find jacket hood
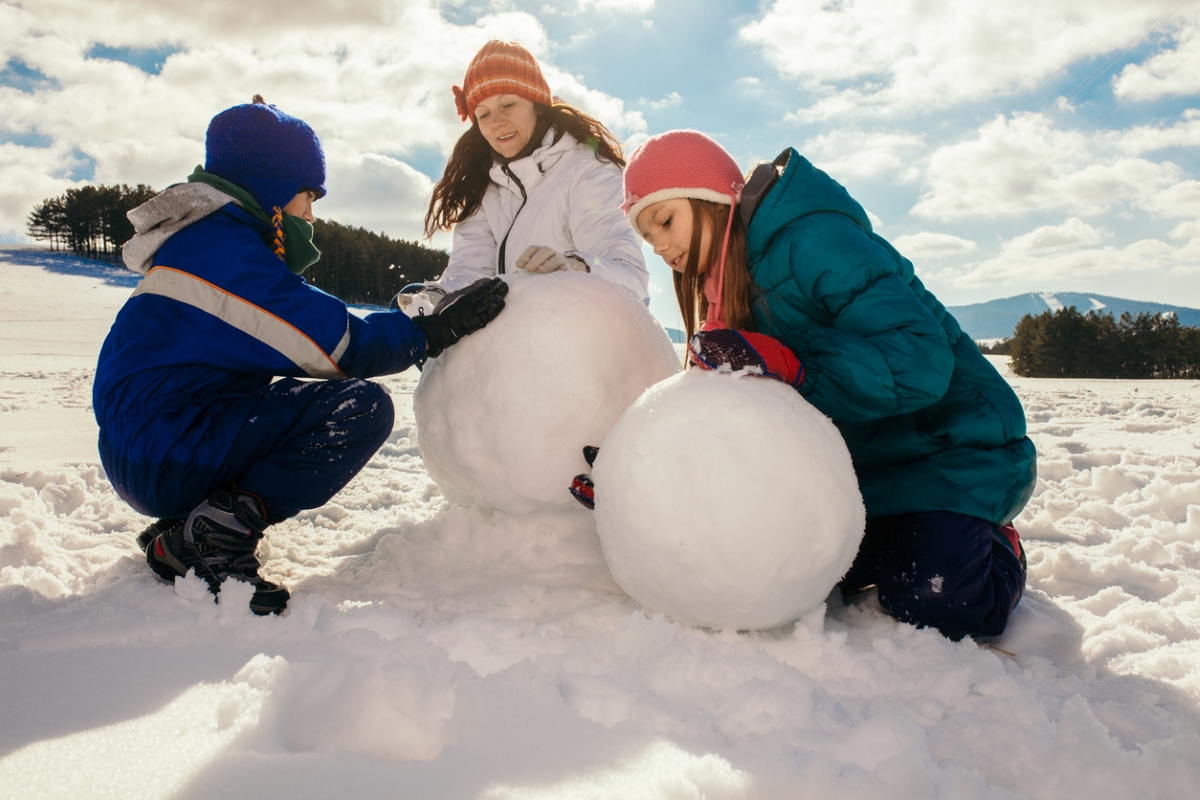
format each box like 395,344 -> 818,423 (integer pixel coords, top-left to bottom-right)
122,183 -> 241,274
745,148 -> 872,265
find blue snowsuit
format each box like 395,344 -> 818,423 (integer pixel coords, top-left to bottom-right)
746,150 -> 1036,637
94,199 -> 426,521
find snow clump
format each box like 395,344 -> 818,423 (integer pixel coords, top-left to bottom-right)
593,368 -> 866,630
414,271 -> 680,514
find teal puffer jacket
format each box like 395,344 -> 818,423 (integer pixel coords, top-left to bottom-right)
747,149 -> 1036,525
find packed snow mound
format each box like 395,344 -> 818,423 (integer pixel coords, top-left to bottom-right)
414,271 -> 680,514
594,369 -> 865,630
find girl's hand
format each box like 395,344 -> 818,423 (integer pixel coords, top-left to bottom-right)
688,329 -> 805,387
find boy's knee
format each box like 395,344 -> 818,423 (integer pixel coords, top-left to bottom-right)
341,379 -> 394,443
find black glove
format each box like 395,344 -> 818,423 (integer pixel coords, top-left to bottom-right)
412,277 -> 508,358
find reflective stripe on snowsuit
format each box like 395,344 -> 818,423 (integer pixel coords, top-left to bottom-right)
133,266 -> 351,379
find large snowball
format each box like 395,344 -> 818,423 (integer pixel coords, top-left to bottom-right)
414,271 -> 680,514
593,369 -> 865,630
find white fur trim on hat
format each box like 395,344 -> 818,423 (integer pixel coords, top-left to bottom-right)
626,187 -> 735,238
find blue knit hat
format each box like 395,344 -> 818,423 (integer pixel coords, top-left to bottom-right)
205,96 -> 326,213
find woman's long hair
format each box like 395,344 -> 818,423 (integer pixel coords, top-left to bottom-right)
424,103 -> 626,237
673,199 -> 755,341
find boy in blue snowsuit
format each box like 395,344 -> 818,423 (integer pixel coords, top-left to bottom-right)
95,98 -> 507,614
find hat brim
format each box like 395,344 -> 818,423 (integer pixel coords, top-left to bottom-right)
626,187 -> 734,238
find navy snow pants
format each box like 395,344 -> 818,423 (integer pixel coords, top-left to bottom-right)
103,378 -> 394,522
839,511 -> 1026,639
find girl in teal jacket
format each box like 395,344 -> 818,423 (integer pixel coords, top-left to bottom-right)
621,130 -> 1036,639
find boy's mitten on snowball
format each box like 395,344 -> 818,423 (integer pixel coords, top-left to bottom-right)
413,277 -> 508,358
689,329 -> 805,387
516,245 -> 588,274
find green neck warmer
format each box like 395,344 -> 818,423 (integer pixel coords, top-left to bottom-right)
187,166 -> 321,275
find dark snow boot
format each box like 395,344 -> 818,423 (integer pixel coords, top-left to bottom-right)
145,487 -> 290,615
995,523 -> 1027,577
136,518 -> 184,552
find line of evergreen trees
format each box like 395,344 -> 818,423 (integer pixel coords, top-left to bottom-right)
26,184 -> 449,305
27,184 -> 158,261
1004,306 -> 1200,379
307,218 -> 447,306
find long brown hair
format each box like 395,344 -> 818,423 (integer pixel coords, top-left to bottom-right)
673,199 -> 754,340
424,103 -> 626,237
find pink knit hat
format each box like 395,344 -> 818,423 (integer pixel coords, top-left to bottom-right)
622,130 -> 745,238
622,130 -> 745,329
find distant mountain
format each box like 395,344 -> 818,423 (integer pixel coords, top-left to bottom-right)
947,292 -> 1200,340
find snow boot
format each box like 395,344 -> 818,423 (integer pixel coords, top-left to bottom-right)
136,518 -> 183,552
994,523 -> 1027,577
145,487 -> 290,615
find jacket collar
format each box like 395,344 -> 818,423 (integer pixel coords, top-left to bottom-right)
745,147 -> 872,265
489,128 -> 577,193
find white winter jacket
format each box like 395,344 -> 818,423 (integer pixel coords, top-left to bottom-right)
433,129 -> 649,303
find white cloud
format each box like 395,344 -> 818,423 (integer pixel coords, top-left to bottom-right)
0,2 -> 642,242
1113,19 -> 1200,100
801,129 -> 924,179
950,236 -> 1198,287
912,113 -> 1183,220
639,91 -> 681,110
1139,179 -> 1200,220
578,0 -> 654,12
1109,114 -> 1200,155
891,232 -> 978,260
1169,219 -> 1200,240
740,0 -> 1193,119
318,145 -> 435,243
935,218 -> 1200,288
542,66 -> 647,139
1003,218 -> 1108,255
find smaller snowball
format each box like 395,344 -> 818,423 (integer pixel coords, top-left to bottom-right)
594,369 -> 865,630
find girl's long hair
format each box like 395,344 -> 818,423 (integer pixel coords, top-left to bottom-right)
673,198 -> 755,340
425,102 -> 626,237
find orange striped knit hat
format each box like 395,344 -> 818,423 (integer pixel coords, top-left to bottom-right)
453,40 -> 552,122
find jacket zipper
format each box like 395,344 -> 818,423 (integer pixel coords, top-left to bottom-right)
496,164 -> 529,274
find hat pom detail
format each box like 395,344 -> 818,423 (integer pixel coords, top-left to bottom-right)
452,85 -> 470,122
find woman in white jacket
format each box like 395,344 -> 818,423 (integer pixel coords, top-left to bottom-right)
406,40 -> 648,312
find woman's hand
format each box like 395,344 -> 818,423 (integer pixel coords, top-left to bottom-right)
688,329 -> 805,387
516,245 -> 589,274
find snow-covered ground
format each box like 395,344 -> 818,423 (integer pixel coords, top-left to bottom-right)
1,245 -> 1199,799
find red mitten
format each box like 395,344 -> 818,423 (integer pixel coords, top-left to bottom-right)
688,329 -> 805,387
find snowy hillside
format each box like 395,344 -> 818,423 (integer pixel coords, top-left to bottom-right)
947,292 -> 1200,339
2,246 -> 1200,799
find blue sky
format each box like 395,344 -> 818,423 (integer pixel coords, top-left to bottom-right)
3,0 -> 1200,329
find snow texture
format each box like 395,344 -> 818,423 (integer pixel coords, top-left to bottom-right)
3,248 -> 1200,799
594,369 -> 865,630
414,270 -> 680,514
